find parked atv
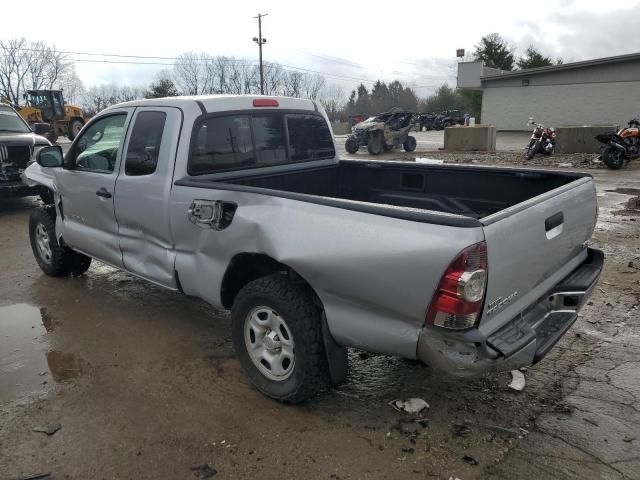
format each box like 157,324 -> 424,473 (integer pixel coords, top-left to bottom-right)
345,109 -> 418,155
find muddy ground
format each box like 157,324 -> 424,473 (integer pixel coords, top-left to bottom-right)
1,146 -> 639,480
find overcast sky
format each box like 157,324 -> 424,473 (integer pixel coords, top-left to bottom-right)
3,0 -> 640,97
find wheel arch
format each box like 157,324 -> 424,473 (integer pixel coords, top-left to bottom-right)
221,252 -> 347,384
220,252 -> 321,309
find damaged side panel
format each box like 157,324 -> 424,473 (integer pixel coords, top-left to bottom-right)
170,184 -> 484,358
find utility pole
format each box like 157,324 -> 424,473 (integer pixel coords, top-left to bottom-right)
253,13 -> 268,95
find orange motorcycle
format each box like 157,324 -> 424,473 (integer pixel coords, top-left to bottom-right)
595,118 -> 640,169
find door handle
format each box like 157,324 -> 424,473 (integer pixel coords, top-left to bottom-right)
96,188 -> 112,199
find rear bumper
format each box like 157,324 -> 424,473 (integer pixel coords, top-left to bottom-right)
416,248 -> 604,376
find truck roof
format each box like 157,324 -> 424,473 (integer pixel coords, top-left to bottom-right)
107,95 -> 320,115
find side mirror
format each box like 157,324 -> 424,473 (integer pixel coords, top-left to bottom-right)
37,145 -> 64,168
527,117 -> 535,126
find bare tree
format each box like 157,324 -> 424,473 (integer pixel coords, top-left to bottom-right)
0,38 -> 31,105
0,38 -> 70,105
57,66 -> 85,104
82,83 -> 145,114
318,84 -> 345,119
173,52 -> 211,95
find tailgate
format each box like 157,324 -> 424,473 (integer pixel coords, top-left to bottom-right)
479,176 -> 597,327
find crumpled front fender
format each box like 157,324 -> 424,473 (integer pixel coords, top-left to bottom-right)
22,162 -> 57,192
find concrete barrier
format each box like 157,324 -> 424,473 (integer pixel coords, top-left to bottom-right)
554,125 -> 615,153
331,122 -> 351,135
444,125 -> 496,151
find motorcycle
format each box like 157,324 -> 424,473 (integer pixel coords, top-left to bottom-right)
595,118 -> 640,170
525,118 -> 556,160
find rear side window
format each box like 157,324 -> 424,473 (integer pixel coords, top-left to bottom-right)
188,112 -> 334,175
125,111 -> 167,176
286,114 -> 335,162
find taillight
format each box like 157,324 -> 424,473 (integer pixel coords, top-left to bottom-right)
253,98 -> 279,107
425,241 -> 488,329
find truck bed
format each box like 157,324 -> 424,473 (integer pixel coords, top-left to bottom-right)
221,160 -> 586,220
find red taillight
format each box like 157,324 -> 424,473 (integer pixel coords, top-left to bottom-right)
253,98 -> 279,107
426,241 -> 488,329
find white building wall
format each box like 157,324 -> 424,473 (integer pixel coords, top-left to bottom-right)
481,81 -> 640,130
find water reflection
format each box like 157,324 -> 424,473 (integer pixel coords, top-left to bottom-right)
0,303 -> 81,405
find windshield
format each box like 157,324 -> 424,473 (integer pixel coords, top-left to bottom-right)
0,105 -> 31,133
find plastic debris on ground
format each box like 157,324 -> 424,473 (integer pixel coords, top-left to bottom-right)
31,423 -> 61,436
508,370 -> 526,391
389,398 -> 430,414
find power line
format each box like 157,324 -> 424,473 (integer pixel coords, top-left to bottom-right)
0,47 -> 443,87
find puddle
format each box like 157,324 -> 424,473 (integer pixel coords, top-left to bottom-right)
0,303 -> 81,405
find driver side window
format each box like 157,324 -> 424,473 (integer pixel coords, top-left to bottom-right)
70,114 -> 127,173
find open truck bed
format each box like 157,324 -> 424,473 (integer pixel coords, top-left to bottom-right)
215,159 -> 588,222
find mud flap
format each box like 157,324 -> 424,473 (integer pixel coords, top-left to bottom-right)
321,313 -> 348,385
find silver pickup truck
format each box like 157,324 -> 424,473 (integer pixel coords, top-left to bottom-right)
24,95 -> 603,403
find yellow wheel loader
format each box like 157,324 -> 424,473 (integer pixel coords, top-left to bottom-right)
17,90 -> 87,143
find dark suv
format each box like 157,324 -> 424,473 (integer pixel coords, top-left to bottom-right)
0,103 -> 51,201
433,110 -> 467,130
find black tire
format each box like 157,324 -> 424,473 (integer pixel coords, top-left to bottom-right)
367,133 -> 383,155
525,140 -> 539,160
345,136 -> 359,154
67,119 -> 84,141
443,122 -> 452,129
601,146 -> 625,170
231,274 -> 330,403
403,136 -> 417,152
29,206 -> 92,277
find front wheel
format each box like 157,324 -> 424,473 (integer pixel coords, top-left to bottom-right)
403,136 -> 417,152
29,206 -> 92,276
231,274 -> 331,403
525,140 -> 539,160
345,136 -> 359,154
601,146 -> 625,169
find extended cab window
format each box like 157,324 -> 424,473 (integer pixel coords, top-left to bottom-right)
125,111 -> 167,176
71,114 -> 126,173
189,112 -> 334,174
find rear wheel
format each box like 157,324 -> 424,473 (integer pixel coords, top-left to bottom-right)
403,136 -> 417,152
67,119 -> 84,141
345,136 -> 359,154
231,274 -> 330,403
367,133 -> 383,155
443,122 -> 452,129
601,146 -> 625,169
29,206 -> 92,277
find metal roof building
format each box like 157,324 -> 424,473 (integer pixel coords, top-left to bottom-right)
457,53 -> 640,130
